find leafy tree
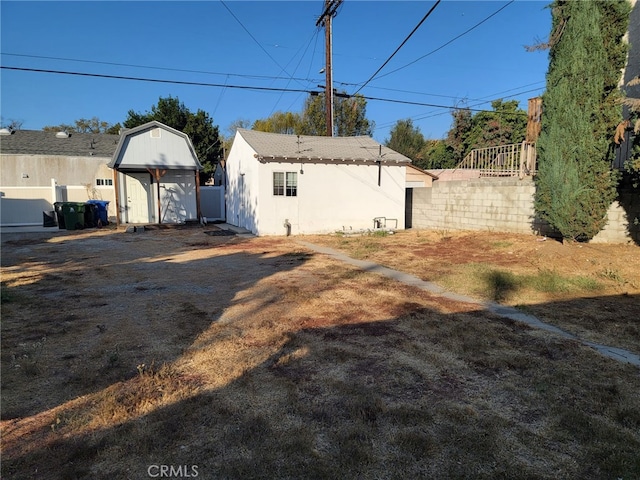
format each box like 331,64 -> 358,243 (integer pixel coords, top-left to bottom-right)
251,91 -> 374,137
534,0 -> 631,241
443,100 -> 527,166
445,107 -> 474,165
253,111 -> 301,134
43,117 -> 116,134
421,139 -> 457,169
385,119 -> 458,170
386,119 -> 426,164
124,96 -> 222,183
465,100 -> 527,149
299,91 -> 374,137
333,94 -> 374,137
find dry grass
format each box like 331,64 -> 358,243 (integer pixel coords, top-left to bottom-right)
306,229 -> 640,352
1,227 -> 639,479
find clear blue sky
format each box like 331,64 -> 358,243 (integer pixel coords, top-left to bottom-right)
1,1 -> 551,142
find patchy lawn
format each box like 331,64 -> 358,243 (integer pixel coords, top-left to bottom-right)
1,227 -> 639,479
304,229 -> 640,353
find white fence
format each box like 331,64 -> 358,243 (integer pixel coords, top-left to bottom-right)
0,179 -> 115,226
200,186 -> 225,222
455,142 -> 537,178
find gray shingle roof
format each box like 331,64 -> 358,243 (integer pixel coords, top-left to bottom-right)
0,130 -> 120,157
237,129 -> 411,164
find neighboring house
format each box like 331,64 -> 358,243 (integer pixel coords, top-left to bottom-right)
0,128 -> 120,226
405,165 -> 439,229
108,121 -> 203,225
406,164 -> 438,188
225,129 -> 411,236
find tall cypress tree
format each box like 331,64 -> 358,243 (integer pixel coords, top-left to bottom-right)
535,0 -> 631,241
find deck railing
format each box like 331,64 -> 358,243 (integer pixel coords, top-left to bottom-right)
455,141 -> 537,178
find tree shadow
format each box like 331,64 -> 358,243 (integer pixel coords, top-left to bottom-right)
0,226 -> 307,421
2,282 -> 640,478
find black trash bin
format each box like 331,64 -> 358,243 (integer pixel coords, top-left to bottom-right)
86,200 -> 110,226
53,202 -> 66,229
84,203 -> 98,228
43,210 -> 57,227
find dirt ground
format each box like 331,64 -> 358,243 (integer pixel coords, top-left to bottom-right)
1,225 -> 639,479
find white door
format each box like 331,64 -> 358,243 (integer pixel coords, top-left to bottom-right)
125,173 -> 152,223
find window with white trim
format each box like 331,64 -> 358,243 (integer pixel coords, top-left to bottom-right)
96,178 -> 113,186
273,171 -> 297,196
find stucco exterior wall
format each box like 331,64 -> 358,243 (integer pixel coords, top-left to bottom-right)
255,161 -> 406,236
2,154 -> 113,186
225,133 -> 406,236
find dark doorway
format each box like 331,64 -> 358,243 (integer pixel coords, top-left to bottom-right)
405,188 -> 413,229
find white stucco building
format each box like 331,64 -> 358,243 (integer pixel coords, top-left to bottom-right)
225,129 -> 411,236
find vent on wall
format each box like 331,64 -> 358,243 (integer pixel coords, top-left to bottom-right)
150,128 -> 161,138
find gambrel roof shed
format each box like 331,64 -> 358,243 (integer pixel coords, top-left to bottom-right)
108,121 -> 203,171
107,121 -> 203,226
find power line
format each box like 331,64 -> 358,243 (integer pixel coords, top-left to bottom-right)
0,66 -> 317,95
1,65 -> 532,117
352,0 -> 441,96
375,0 -> 515,81
0,52 -> 320,84
219,0 -> 309,89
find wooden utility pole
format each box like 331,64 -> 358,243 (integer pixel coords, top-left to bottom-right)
316,0 -> 342,137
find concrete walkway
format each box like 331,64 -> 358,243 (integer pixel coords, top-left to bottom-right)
297,241 -> 640,368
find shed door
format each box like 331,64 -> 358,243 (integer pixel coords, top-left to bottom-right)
125,173 -> 152,223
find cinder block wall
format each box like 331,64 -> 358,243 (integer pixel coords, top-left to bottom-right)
411,178 -> 639,244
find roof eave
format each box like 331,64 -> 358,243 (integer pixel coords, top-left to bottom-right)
256,155 -> 410,165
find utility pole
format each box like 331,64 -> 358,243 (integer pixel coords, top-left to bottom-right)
316,0 -> 342,137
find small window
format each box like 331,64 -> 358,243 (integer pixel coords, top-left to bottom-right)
96,179 -> 113,186
286,172 -> 297,197
273,172 -> 297,196
273,172 -> 284,196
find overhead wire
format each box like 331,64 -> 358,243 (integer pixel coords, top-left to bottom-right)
0,65 -> 533,117
0,52 -> 321,84
374,0 -> 515,81
219,0 -> 310,89
352,0 -> 441,96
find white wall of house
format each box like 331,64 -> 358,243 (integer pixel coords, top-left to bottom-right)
1,154 -> 116,226
1,154 -> 113,187
225,134 -> 260,233
226,134 -> 406,236
255,161 -> 406,235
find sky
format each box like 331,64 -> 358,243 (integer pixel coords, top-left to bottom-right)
1,1 -> 552,143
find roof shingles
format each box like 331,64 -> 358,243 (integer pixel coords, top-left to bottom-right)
237,129 -> 411,164
0,130 -> 120,157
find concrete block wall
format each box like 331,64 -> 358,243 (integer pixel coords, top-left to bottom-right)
411,178 -> 638,244
591,189 -> 640,244
412,178 -> 546,235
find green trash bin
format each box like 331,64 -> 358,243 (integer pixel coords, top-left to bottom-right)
61,202 -> 86,230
